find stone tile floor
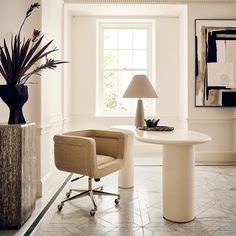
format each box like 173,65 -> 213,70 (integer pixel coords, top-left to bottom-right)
31,166 -> 236,236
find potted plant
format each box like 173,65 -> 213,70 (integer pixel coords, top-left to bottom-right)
0,2 -> 66,124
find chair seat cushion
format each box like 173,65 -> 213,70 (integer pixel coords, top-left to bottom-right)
96,155 -> 115,166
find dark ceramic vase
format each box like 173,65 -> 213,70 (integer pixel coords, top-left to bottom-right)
144,119 -> 160,128
0,85 -> 28,124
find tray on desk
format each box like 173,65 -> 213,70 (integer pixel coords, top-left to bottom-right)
138,126 -> 174,131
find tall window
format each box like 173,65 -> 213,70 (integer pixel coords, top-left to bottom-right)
97,20 -> 155,116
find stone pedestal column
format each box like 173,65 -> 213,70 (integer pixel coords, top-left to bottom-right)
0,123 -> 36,229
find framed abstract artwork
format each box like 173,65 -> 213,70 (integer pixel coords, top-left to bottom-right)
195,19 -> 236,107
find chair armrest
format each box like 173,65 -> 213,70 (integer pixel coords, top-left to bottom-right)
90,130 -> 127,159
53,135 -> 97,176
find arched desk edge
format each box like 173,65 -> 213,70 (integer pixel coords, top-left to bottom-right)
112,126 -> 211,223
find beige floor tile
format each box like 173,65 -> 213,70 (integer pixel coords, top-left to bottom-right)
33,166 -> 234,236
3,165 -> 236,236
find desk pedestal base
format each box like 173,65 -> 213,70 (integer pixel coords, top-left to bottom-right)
163,144 -> 195,223
118,131 -> 134,188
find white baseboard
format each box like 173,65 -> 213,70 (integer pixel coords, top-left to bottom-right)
135,149 -> 236,165
37,162 -> 57,198
37,172 -> 53,198
195,151 -> 236,163
37,162 -> 71,199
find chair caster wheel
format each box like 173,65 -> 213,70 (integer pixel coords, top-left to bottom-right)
115,198 -> 120,205
57,203 -> 63,211
90,209 -> 96,216
66,192 -> 71,198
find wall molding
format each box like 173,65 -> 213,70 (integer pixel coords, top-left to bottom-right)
36,118 -> 65,135
188,117 -> 236,124
37,165 -> 59,198
196,151 -> 236,163
37,173 -> 52,198
37,124 -> 51,135
50,115 -> 64,125
70,114 -> 185,121
65,0 -> 235,3
136,149 -> 236,164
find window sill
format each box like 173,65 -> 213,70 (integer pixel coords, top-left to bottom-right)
95,113 -> 135,118
94,113 -> 156,118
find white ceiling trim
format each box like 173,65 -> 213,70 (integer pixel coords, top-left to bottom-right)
65,0 -> 235,4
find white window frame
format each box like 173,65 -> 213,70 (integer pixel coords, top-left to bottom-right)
96,19 -> 156,117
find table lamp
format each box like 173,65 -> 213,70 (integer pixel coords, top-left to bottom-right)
123,74 -> 158,128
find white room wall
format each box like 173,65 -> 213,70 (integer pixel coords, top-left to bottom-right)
187,2 -> 236,162
62,3 -> 188,154
70,15 -> 182,153
65,2 -> 236,163
63,7 -> 73,131
39,0 -> 64,196
156,18 -> 182,125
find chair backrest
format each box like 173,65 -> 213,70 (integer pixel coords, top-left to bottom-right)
63,130 -> 126,158
53,130 -> 127,178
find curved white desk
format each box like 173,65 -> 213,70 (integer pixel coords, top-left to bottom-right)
112,125 -> 211,223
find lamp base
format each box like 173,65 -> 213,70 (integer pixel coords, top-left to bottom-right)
135,99 -> 145,128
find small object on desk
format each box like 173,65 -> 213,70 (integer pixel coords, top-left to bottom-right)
138,126 -> 174,131
144,118 -> 160,127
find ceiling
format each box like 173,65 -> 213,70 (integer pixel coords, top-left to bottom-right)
65,3 -> 187,17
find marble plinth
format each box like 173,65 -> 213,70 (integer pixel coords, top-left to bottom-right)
0,123 -> 36,229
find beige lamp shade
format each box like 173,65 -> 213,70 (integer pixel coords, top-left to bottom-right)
122,74 -> 158,128
123,74 -> 158,98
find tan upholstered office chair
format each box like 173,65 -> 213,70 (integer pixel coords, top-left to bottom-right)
54,130 -> 127,216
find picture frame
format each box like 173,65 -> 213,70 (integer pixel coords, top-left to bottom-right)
195,19 -> 236,107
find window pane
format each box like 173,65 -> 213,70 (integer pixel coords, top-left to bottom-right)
99,22 -> 153,115
118,71 -> 133,96
104,50 -> 117,69
133,29 -> 147,49
133,50 -> 147,69
118,29 -> 132,49
104,29 -> 117,49
119,50 -> 132,69
103,71 -> 118,111
117,71 -> 135,112
133,71 -> 148,76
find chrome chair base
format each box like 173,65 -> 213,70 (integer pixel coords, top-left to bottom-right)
57,177 -> 120,216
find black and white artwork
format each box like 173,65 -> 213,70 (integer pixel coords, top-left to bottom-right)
195,19 -> 236,107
